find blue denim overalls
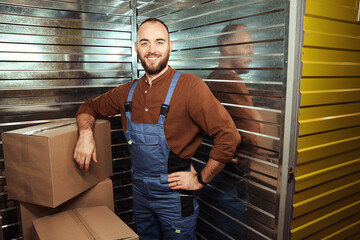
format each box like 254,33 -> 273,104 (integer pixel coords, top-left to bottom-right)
124,71 -> 199,239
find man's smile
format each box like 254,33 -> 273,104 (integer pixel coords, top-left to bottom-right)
146,55 -> 160,62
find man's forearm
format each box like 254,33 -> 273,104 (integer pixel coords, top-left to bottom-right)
200,158 -> 226,184
76,113 -> 96,134
74,113 -> 97,170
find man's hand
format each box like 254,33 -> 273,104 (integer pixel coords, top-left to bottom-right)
168,158 -> 226,191
73,129 -> 97,170
168,165 -> 203,191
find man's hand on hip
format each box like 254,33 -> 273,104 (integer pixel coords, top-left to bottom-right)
168,165 -> 203,191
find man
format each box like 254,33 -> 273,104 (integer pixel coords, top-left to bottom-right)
74,18 -> 240,239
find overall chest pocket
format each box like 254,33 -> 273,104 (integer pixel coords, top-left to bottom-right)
127,132 -> 162,174
128,132 -> 159,146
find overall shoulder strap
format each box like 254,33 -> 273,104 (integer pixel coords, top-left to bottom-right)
158,71 -> 182,124
125,79 -> 139,120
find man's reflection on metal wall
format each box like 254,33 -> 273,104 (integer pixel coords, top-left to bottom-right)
207,23 -> 261,161
203,24 -> 263,236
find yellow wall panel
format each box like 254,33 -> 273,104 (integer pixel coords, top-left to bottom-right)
301,78 -> 360,91
295,150 -> 360,178
297,126 -> 360,164
303,31 -> 360,50
298,102 -> 360,135
302,48 -> 360,62
306,0 -> 359,22
299,112 -> 360,135
291,200 -> 360,239
305,214 -> 360,240
298,126 -> 360,149
300,89 -> 360,106
304,16 -> 360,37
293,172 -> 360,205
296,160 -> 360,186
322,220 -> 360,240
298,102 -> 360,119
302,62 -> 360,77
308,0 -> 359,8
292,193 -> 360,229
346,231 -> 360,240
298,137 -> 360,163
292,0 -> 360,238
294,165 -> 360,192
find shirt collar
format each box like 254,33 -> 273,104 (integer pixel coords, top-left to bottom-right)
141,66 -> 173,86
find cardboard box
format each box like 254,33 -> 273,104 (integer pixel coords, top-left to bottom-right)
20,178 -> 114,240
2,119 -> 112,207
32,206 -> 138,240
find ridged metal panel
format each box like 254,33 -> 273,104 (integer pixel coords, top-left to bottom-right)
0,0 -> 133,239
137,0 -> 289,239
292,0 -> 360,239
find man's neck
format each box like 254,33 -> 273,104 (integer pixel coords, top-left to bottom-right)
145,65 -> 169,86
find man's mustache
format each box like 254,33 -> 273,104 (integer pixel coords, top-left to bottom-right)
145,53 -> 160,58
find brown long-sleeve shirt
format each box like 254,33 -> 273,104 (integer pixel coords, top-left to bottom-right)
77,66 -> 240,163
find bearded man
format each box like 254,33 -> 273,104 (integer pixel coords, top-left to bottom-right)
74,18 -> 240,240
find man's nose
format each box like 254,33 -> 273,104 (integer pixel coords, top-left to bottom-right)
148,43 -> 156,53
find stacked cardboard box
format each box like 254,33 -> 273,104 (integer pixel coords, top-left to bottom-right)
19,178 -> 114,240
32,206 -> 138,240
2,119 -> 113,207
2,119 -> 138,240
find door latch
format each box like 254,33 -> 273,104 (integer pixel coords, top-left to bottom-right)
288,168 -> 294,183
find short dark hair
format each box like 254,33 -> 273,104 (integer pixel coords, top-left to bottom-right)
138,18 -> 169,34
217,23 -> 247,45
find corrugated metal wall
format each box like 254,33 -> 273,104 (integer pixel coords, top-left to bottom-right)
291,0 -> 360,239
0,1 -> 133,239
137,0 -> 289,239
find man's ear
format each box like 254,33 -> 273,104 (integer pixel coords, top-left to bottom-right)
134,41 -> 138,54
169,40 -> 173,52
222,44 -> 231,56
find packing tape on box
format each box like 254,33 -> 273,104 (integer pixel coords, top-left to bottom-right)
70,209 -> 103,240
20,135 -> 33,203
23,120 -> 77,135
67,210 -> 95,239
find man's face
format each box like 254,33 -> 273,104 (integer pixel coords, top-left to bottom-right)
135,21 -> 172,75
225,27 -> 254,74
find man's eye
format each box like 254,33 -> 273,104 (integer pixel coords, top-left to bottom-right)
141,42 -> 148,46
157,41 -> 164,45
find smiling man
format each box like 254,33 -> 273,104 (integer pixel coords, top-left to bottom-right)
74,18 -> 240,239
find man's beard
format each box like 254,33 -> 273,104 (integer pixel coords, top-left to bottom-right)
235,59 -> 253,74
138,52 -> 170,75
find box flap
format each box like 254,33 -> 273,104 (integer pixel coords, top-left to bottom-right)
4,119 -> 77,137
32,206 -> 138,240
32,210 -> 94,240
76,206 -> 138,239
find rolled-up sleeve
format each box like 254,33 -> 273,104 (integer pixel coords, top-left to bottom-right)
188,77 -> 241,163
76,83 -> 129,119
